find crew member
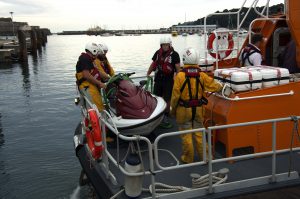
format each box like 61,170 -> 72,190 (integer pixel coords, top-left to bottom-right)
96,43 -> 115,80
239,33 -> 263,66
171,48 -> 223,163
75,42 -> 106,111
280,39 -> 300,73
147,35 -> 181,128
94,44 -> 114,82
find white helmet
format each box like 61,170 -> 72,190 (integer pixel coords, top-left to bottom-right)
99,43 -> 108,52
182,48 -> 199,65
160,35 -> 172,45
97,44 -> 104,55
85,42 -> 98,56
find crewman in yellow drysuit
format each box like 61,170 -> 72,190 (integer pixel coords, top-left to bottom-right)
94,43 -> 115,82
75,42 -> 106,111
170,48 -> 223,163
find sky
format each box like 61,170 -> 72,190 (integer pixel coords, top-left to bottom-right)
0,0 -> 283,33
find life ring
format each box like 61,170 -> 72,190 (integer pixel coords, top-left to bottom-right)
85,109 -> 103,160
207,30 -> 234,60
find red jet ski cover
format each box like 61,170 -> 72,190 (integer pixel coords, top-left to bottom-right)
116,80 -> 157,119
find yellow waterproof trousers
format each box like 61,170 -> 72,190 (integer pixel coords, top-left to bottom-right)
179,120 -> 205,164
79,83 -> 104,112
176,106 -> 206,163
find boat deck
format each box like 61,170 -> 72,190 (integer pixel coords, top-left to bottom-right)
75,116 -> 300,199
228,185 -> 300,199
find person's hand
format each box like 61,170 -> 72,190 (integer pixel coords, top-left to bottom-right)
98,81 -> 106,89
170,106 -> 176,117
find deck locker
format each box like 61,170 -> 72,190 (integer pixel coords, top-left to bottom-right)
244,66 -> 290,88
214,66 -> 290,92
214,67 -> 262,92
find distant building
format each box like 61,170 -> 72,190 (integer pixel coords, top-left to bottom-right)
0,20 -> 28,36
159,28 -> 169,33
172,25 -> 217,33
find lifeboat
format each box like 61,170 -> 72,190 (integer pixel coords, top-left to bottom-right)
73,1 -> 300,198
203,3 -> 300,157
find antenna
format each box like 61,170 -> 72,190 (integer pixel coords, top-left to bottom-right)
9,11 -> 15,37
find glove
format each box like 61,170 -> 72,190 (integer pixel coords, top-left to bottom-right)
170,106 -> 176,117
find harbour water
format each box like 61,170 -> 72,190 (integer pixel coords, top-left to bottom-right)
0,34 -> 244,199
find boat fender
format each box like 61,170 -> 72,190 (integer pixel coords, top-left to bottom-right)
207,31 -> 234,60
85,109 -> 103,160
124,153 -> 143,198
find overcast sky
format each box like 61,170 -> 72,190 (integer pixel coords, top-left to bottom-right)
0,0 -> 283,32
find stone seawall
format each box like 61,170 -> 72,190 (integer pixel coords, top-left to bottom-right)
0,18 -> 51,36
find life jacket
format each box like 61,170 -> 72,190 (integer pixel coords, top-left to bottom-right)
153,47 -> 174,75
98,55 -> 110,74
241,44 -> 261,66
76,53 -> 101,87
101,61 -> 110,75
90,67 -> 102,81
97,54 -> 115,77
179,66 -> 208,120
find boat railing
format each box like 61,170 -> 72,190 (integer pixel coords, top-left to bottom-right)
151,116 -> 300,198
78,90 -> 300,199
203,0 -> 276,69
218,90 -> 294,101
100,110 -> 155,177
78,92 -> 154,177
100,110 -> 161,197
153,128 -> 208,170
78,93 -> 159,197
216,83 -> 295,101
248,17 -> 285,44
206,116 -> 300,194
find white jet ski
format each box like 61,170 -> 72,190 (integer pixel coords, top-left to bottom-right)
103,73 -> 166,135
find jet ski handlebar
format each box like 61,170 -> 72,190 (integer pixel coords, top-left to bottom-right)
125,72 -> 136,77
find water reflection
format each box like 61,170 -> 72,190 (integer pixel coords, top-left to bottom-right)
0,113 -> 4,147
0,62 -> 16,71
20,62 -> 31,99
31,54 -> 39,75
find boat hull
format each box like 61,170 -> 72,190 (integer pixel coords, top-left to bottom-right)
74,124 -> 115,199
205,81 -> 300,157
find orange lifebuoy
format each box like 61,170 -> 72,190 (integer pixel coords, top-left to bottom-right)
85,109 -> 103,160
207,32 -> 234,60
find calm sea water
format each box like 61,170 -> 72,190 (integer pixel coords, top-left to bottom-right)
0,34 -> 244,199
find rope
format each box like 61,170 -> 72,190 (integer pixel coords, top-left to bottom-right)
135,135 -> 146,175
288,116 -> 300,176
109,188 -> 124,199
120,143 -> 132,163
192,171 -> 228,188
141,170 -> 228,195
192,175 -> 224,188
144,182 -> 190,194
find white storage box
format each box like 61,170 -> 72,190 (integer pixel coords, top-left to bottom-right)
244,66 -> 290,88
199,58 -> 214,72
214,68 -> 262,92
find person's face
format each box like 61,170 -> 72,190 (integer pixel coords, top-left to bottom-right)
255,40 -> 261,47
161,43 -> 170,52
87,51 -> 97,60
